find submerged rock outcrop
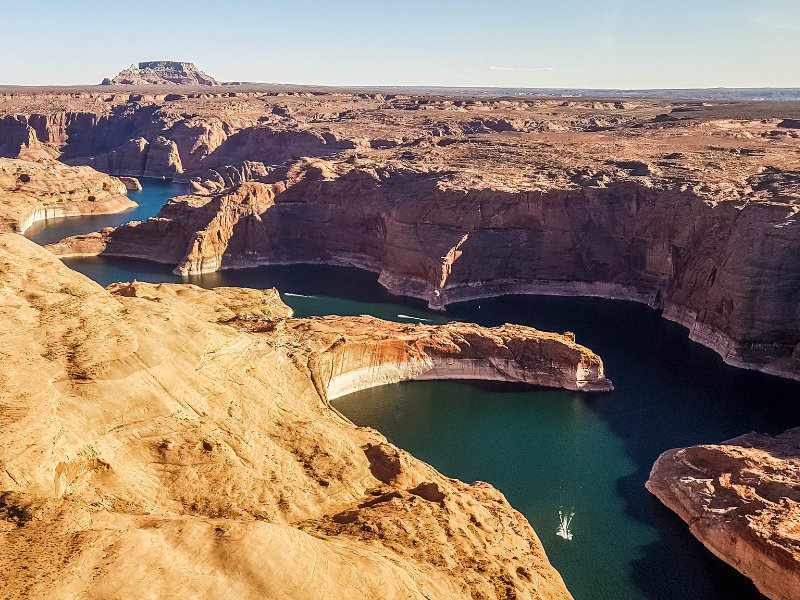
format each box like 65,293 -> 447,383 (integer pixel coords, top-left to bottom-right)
0,157 -> 135,233
0,233 -> 613,599
647,429 -> 800,600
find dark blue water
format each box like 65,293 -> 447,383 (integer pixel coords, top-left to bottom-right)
24,179 -> 185,246
27,181 -> 800,600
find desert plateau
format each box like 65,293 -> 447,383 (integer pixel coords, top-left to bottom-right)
1,3 -> 799,599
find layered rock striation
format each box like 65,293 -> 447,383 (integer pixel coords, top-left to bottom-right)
48,148 -> 800,380
102,61 -> 220,86
0,233 -> 615,599
234,314 -> 612,397
5,91 -> 800,378
647,429 -> 800,600
0,157 -> 135,234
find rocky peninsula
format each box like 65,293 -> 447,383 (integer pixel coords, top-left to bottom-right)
647,429 -> 800,600
3,86 -> 800,596
102,61 -> 220,86
48,141 -> 800,381
0,157 -> 135,234
0,232 -> 616,599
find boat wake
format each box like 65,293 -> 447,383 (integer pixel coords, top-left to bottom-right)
398,314 -> 432,321
283,292 -> 314,298
556,508 -> 574,541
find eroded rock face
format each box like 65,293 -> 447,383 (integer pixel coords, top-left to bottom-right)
102,61 -> 220,86
646,429 -> 800,600
232,314 -> 612,396
0,157 -> 135,233
118,176 -> 142,191
48,151 -> 800,380
0,233 -> 599,600
6,91 -> 800,378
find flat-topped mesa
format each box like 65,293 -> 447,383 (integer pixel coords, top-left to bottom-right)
102,61 -> 220,86
0,157 -> 135,234
646,429 -> 800,600
0,234 -> 578,600
232,315 -> 612,398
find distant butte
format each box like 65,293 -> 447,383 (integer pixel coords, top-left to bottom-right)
101,61 -> 219,86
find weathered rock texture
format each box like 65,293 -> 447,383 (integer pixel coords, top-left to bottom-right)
236,314 -> 612,396
4,90 -> 800,379
0,233 -> 614,599
647,429 -> 800,600
0,157 -> 135,233
118,176 -> 142,191
49,147 -> 800,381
102,61 -> 220,86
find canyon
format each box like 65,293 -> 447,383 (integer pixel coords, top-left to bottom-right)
647,429 -> 800,600
47,142 -> 800,381
0,232 -> 611,599
4,90 -> 797,379
2,85 -> 800,598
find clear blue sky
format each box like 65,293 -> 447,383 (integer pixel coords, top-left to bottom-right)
3,0 -> 799,88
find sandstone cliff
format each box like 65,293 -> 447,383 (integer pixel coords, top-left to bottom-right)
6,91 -> 800,379
48,150 -> 800,381
0,157 -> 135,234
646,429 -> 800,600
0,233 -> 614,599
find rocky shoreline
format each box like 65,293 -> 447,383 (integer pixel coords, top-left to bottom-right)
46,158 -> 800,381
0,232 -> 605,599
4,87 -> 800,598
647,429 -> 800,600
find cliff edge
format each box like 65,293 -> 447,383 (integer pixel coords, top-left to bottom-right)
0,157 -> 135,234
647,429 -> 800,600
0,233 -> 611,599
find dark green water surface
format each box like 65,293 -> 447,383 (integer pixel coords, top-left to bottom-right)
27,181 -> 800,600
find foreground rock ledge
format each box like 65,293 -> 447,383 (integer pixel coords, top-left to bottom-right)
0,157 -> 136,234
0,233 -> 610,599
646,429 -> 800,600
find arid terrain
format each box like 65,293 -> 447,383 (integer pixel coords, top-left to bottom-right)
647,429 -> 800,600
0,232 -> 608,599
2,87 -> 797,378
1,84 -> 799,599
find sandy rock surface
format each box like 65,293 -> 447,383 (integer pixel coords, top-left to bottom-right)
647,429 -> 800,600
6,90 -> 795,378
0,233 -> 600,600
0,158 -> 135,233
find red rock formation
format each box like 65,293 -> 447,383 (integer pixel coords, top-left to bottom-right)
0,158 -> 135,234
118,176 -> 142,191
647,429 -> 800,600
6,91 -> 799,379
233,314 -> 613,397
48,153 -> 800,380
0,235 -> 587,600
